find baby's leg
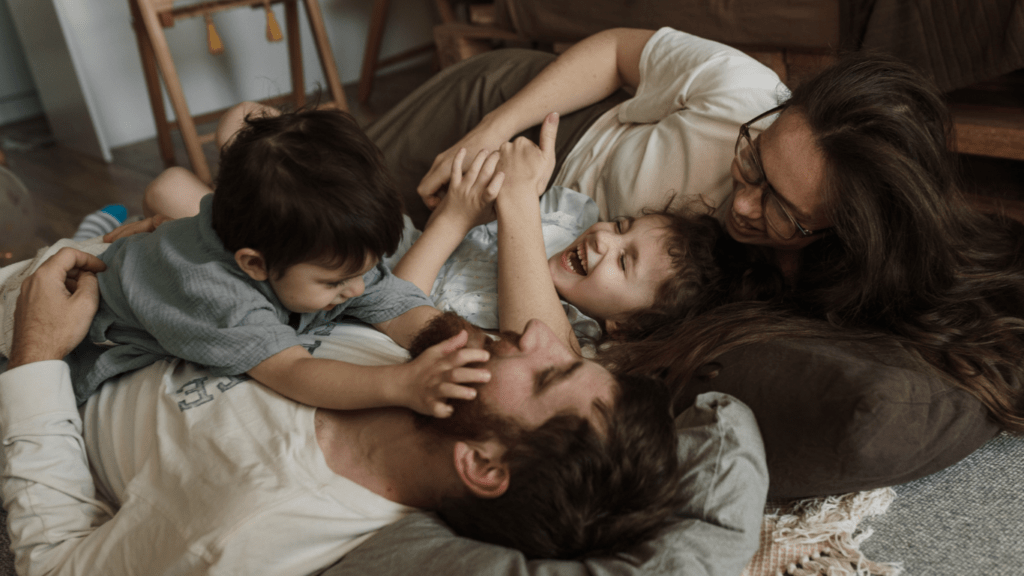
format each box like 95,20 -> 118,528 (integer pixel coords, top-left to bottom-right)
143,167 -> 212,219
216,101 -> 281,150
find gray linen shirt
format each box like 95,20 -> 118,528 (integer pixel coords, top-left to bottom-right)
69,194 -> 431,404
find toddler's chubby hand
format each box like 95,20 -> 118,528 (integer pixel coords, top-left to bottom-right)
494,112 -> 558,202
418,120 -> 509,210
103,214 -> 172,243
398,329 -> 490,418
429,148 -> 505,232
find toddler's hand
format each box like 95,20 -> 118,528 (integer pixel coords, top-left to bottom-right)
418,122 -> 509,210
103,214 -> 172,243
431,148 -> 505,231
494,112 -> 558,201
398,329 -> 490,418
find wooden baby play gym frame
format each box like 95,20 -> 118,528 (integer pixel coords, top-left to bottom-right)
127,0 -> 349,184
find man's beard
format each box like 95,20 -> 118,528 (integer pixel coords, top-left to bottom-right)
410,312 -> 522,445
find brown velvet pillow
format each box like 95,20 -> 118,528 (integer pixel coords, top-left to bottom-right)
675,338 -> 1001,499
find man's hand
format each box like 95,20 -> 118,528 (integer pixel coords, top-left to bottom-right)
9,248 -> 106,368
494,112 -> 559,203
417,118 -> 512,211
394,329 -> 490,418
427,148 -> 505,232
103,214 -> 171,243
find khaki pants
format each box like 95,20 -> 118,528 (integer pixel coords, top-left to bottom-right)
366,49 -> 629,229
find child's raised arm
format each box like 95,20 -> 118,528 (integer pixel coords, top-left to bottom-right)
391,149 -> 504,295
494,113 -> 583,355
247,331 -> 488,417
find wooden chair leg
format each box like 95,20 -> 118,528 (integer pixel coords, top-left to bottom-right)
285,0 -> 305,109
302,0 -> 349,112
434,0 -> 457,24
136,2 -> 212,182
358,0 -> 390,104
360,0 -> 458,104
129,1 -> 176,168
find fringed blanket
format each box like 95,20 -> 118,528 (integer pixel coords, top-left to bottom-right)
744,489 -> 901,576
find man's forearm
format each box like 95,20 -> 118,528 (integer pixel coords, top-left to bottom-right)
0,362 -> 117,575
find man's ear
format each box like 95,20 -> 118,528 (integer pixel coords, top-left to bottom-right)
235,248 -> 269,281
453,439 -> 510,499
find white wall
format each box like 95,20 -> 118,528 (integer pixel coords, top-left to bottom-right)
0,0 -> 42,125
23,0 -> 437,149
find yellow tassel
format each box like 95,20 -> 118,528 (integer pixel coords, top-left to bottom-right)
264,1 -> 283,42
205,13 -> 224,55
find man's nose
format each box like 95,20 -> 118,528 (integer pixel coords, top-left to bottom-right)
519,319 -> 566,357
519,319 -> 549,352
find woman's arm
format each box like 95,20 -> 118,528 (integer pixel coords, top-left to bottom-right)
494,114 -> 582,354
417,28 -> 655,205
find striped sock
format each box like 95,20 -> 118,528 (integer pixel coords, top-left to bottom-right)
73,204 -> 128,241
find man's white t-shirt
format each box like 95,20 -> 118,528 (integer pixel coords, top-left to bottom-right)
554,27 -> 786,220
1,324 -> 413,576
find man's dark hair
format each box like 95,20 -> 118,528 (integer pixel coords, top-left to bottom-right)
436,373 -> 684,560
212,107 -> 403,276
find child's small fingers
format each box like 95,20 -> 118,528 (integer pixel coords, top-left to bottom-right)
463,149 -> 489,185
440,383 -> 479,401
433,402 -> 455,418
477,150 -> 501,182
453,347 -> 490,365
450,149 -> 467,187
449,366 -> 490,385
432,329 -> 469,355
486,172 -> 505,200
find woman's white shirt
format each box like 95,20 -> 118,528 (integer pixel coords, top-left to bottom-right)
554,27 -> 786,220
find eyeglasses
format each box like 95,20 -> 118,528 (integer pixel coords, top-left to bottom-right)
735,105 -> 827,240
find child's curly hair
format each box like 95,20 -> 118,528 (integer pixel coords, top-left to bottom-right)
610,207 -> 783,341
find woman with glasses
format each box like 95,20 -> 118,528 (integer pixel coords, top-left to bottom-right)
694,51 -> 1024,435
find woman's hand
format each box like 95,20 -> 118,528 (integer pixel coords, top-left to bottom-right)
429,148 -> 505,232
417,118 -> 512,211
494,112 -> 559,205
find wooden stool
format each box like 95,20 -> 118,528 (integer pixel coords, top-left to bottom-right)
128,0 -> 349,183
357,0 -> 457,103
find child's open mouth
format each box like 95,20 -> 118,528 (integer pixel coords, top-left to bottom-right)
566,244 -> 588,276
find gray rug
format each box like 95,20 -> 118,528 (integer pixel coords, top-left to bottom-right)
861,432 -> 1024,574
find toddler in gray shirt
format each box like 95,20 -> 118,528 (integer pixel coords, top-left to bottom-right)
69,108 -> 486,413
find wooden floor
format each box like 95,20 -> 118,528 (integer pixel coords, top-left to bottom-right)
0,62 -> 435,266
2,59 -> 1024,268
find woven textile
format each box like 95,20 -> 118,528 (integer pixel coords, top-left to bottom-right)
861,433 -> 1024,574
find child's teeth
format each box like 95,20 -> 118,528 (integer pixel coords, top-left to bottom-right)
567,247 -> 586,275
